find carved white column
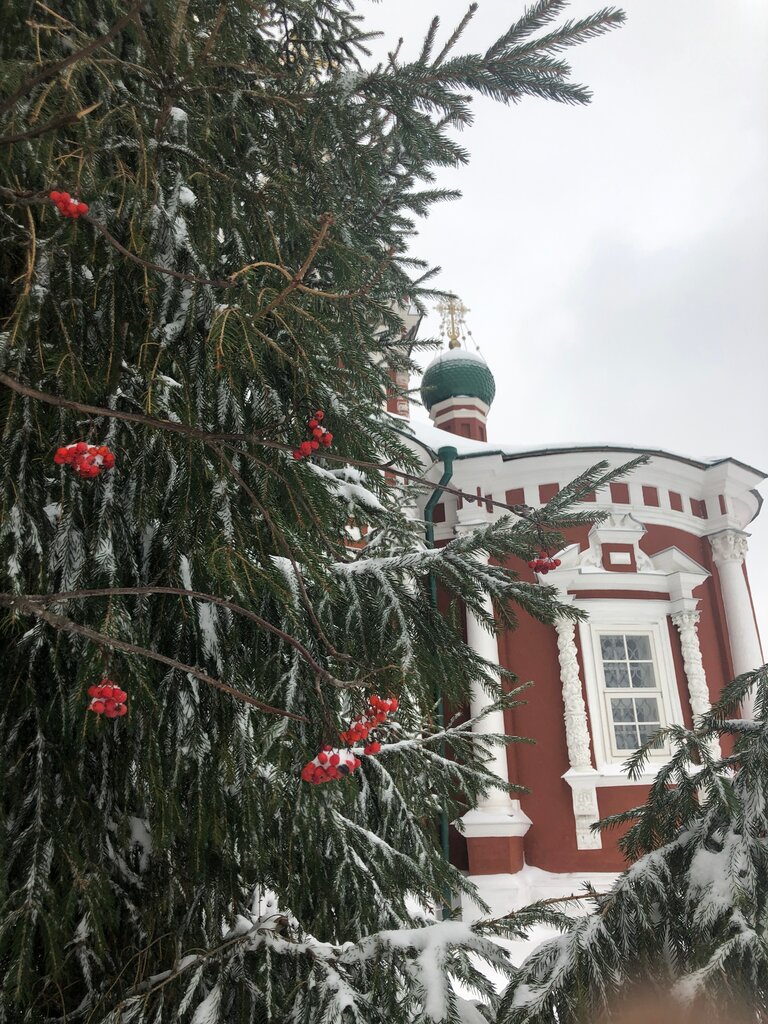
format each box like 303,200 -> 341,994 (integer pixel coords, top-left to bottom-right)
670,610 -> 721,757
710,531 -> 763,717
555,616 -> 601,850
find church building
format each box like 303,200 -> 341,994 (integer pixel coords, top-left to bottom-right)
391,300 -> 765,939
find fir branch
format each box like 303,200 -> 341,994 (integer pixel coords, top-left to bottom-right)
0,0 -> 143,117
0,593 -> 307,720
10,586 -> 343,688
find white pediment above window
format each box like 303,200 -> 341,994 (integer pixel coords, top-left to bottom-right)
544,522 -> 709,606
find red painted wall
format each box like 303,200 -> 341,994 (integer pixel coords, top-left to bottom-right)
487,520 -> 738,874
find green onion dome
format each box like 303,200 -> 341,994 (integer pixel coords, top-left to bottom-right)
420,348 -> 496,412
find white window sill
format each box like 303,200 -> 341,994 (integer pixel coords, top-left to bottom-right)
564,763 -> 702,789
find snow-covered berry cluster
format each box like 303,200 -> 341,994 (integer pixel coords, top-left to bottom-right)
49,190 -> 89,218
54,442 -> 115,479
301,695 -> 398,784
293,409 -> 333,460
301,746 -> 361,785
87,678 -> 128,718
528,552 -> 561,574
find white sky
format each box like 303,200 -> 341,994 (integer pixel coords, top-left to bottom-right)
361,0 -> 768,649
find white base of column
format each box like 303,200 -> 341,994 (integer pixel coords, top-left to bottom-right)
459,806 -> 532,838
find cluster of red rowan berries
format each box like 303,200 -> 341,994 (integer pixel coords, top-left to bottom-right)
49,190 -> 89,218
301,746 -> 361,785
301,694 -> 398,785
528,552 -> 561,574
87,679 -> 128,718
54,442 -> 115,479
293,410 -> 333,460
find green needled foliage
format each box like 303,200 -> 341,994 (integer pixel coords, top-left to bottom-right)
0,2 -> 625,1020
499,666 -> 768,1024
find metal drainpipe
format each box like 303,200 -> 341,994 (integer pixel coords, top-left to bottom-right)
423,445 -> 458,891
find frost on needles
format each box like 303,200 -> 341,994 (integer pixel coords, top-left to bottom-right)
0,1 -> 647,1022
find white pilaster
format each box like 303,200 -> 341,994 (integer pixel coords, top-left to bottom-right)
554,615 -> 601,850
709,530 -> 763,717
455,515 -> 530,833
670,609 -> 721,757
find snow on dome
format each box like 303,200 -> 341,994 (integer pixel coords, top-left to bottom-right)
423,347 -> 488,371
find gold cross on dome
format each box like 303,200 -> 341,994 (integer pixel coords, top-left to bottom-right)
437,295 -> 470,349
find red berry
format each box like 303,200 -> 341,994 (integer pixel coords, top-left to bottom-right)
323,433 -> 333,445
293,450 -> 302,460
112,688 -> 127,703
317,751 -> 328,764
90,700 -> 105,714
299,441 -> 313,456
312,427 -> 323,438
77,202 -> 89,215
49,191 -> 62,202
315,410 -> 324,421
330,753 -> 340,766
309,440 -> 319,451
553,558 -> 561,567
308,419 -> 319,429
389,698 -> 399,712
54,447 -> 70,464
87,685 -> 100,698
60,191 -> 71,203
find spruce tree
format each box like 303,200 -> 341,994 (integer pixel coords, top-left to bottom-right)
0,2 -> 625,1020
500,666 -> 768,1024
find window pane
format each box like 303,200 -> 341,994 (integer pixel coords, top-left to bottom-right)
626,635 -> 652,660
610,698 -> 635,723
633,697 -> 660,722
614,724 -> 639,750
604,663 -> 630,688
630,662 -> 656,688
600,635 -> 626,660
638,724 -> 665,748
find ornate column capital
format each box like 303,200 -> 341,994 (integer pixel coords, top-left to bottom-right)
670,608 -> 701,632
709,530 -> 749,566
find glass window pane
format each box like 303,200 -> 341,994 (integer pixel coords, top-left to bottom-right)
633,697 -> 660,722
604,663 -> 630,688
610,698 -> 635,723
600,635 -> 626,660
630,662 -> 656,688
638,724 -> 664,748
626,635 -> 652,660
614,724 -> 639,750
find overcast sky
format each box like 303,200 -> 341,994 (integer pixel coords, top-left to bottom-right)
361,0 -> 768,647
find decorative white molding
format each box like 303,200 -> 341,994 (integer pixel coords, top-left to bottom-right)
554,617 -> 593,769
670,610 -> 709,720
459,807 -> 532,839
671,609 -> 721,757
709,529 -> 749,565
554,616 -> 601,849
579,513 -> 654,572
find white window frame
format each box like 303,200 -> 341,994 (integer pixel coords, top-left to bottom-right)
577,601 -> 684,777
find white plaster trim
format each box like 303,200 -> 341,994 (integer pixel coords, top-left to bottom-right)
554,616 -> 601,849
429,395 -> 490,420
434,407 -> 487,426
459,807 -> 532,839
